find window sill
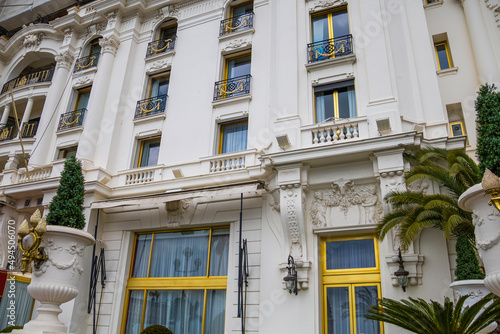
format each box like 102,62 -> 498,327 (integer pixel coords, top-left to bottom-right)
218,28 -> 255,42
212,94 -> 252,107
133,113 -> 166,125
437,67 -> 458,77
423,0 -> 443,9
144,50 -> 176,63
72,66 -> 98,78
305,54 -> 356,71
56,126 -> 84,135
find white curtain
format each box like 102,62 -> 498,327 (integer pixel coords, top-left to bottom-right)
325,239 -> 375,270
315,94 -> 327,123
132,234 -> 152,277
326,286 -> 350,334
209,229 -> 229,276
221,122 -> 247,154
347,87 -> 357,118
124,290 -> 144,334
0,280 -> 33,328
204,290 -> 226,334
355,286 -> 380,334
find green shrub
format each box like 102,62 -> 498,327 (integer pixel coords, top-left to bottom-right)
455,234 -> 484,280
140,325 -> 173,334
46,155 -> 86,229
0,326 -> 23,333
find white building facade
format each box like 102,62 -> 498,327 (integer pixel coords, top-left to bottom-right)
0,0 -> 499,333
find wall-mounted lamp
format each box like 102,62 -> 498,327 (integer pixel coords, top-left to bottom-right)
394,248 -> 409,292
482,169 -> 500,212
283,254 -> 298,295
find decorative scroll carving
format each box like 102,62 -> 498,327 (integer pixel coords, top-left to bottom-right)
62,27 -> 74,45
222,38 -> 251,53
146,59 -> 171,74
309,0 -> 347,12
106,10 -> 120,29
73,76 -> 93,89
55,51 -> 75,71
34,239 -> 85,277
99,35 -> 120,56
280,183 -> 305,259
86,22 -> 106,37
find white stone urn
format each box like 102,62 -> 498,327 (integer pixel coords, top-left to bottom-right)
449,279 -> 497,333
18,225 -> 95,334
459,183 -> 500,297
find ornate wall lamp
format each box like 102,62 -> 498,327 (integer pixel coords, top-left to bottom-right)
283,254 -> 298,295
482,169 -> 500,212
17,209 -> 47,273
394,248 -> 409,292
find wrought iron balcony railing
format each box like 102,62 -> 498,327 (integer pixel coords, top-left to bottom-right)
213,74 -> 251,101
307,34 -> 353,63
74,53 -> 100,73
219,12 -> 254,36
146,37 -> 176,57
135,95 -> 167,119
1,68 -> 54,94
21,120 -> 39,138
0,125 -> 17,141
58,108 -> 86,131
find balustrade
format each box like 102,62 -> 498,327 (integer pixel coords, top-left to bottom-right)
146,37 -> 176,57
213,74 -> 251,100
307,34 -> 353,63
74,53 -> 100,73
135,95 -> 167,119
219,12 -> 254,36
1,68 -> 54,94
210,155 -> 245,172
310,120 -> 362,145
58,109 -> 86,131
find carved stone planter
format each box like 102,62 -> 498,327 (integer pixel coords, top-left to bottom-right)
449,279 -> 497,333
18,225 -> 95,334
459,183 -> 500,297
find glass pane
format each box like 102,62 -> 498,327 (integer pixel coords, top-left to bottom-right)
355,286 -> 380,334
152,77 -> 169,97
140,140 -> 160,167
144,290 -> 204,334
149,230 -> 209,277
326,286 -> 350,334
233,3 -> 253,16
160,26 -> 177,40
436,44 -> 450,69
132,234 -> 152,277
338,86 -> 356,119
332,10 -> 349,38
124,290 -> 144,334
312,14 -> 329,43
315,91 -> 334,122
205,290 -> 226,334
209,228 -> 230,276
76,90 -> 90,110
227,56 -> 251,79
326,239 -> 376,270
221,121 -> 248,153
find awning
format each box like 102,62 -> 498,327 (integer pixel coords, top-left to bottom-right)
91,181 -> 264,209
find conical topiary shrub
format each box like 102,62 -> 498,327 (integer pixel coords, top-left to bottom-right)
455,234 -> 484,281
46,155 -> 86,229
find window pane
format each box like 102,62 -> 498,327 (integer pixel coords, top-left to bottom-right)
160,26 -> 177,40
132,234 -> 152,277
315,91 -> 334,122
326,239 -> 376,270
140,140 -> 160,167
221,121 -> 248,153
124,290 -> 144,334
338,86 -> 356,119
144,290 -> 204,334
150,230 -> 209,277
227,56 -> 251,78
332,10 -> 349,38
233,3 -> 253,16
152,77 -> 169,97
326,286 -> 350,334
76,90 -> 90,110
205,290 -> 226,334
436,44 -> 450,69
355,286 -> 380,334
209,228 -> 230,276
312,14 -> 329,42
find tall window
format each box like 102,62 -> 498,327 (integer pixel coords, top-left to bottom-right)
315,80 -> 356,122
123,228 -> 229,334
219,119 -> 248,154
226,55 -> 251,81
310,7 -> 350,61
137,137 -> 161,167
88,38 -> 101,57
214,54 -> 252,100
435,42 -> 453,70
75,87 -> 91,111
146,22 -> 177,57
321,236 -> 383,334
149,75 -> 169,98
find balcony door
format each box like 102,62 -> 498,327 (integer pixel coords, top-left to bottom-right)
226,55 -> 251,80
312,9 -> 349,43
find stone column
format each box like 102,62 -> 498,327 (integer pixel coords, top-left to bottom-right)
1,104 -> 11,125
29,52 -> 74,166
77,35 -> 120,166
459,0 -> 500,86
18,97 -> 34,138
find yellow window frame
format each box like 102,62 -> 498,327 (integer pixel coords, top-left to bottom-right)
435,42 -> 453,70
311,6 -> 349,40
218,119 -> 248,154
449,121 -> 465,137
136,137 -> 161,168
121,227 -> 229,334
74,87 -> 91,110
223,53 -> 251,81
58,146 -> 78,159
229,0 -> 253,18
314,83 -> 356,123
148,73 -> 170,98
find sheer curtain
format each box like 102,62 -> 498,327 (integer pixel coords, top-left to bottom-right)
209,229 -> 229,276
0,280 -> 33,328
205,290 -> 226,334
132,234 -> 152,277
347,87 -> 357,118
315,94 -> 326,123
326,286 -> 350,334
326,239 -> 375,270
221,122 -> 248,154
125,290 -> 144,334
355,286 -> 380,334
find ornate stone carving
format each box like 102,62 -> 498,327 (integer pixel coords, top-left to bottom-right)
106,10 -> 120,29
309,0 -> 347,12
73,76 -> 93,89
99,35 -> 120,56
23,33 -> 44,50
34,239 -> 85,277
222,39 -> 251,53
62,27 -> 74,45
166,199 -> 191,224
279,183 -> 306,259
146,59 -> 171,74
86,22 -> 106,37
55,52 -> 75,71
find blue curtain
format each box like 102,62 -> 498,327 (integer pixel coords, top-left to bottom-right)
326,286 -> 350,334
0,280 -> 33,328
221,122 -> 247,154
355,286 -> 380,334
124,290 -> 144,334
326,239 -> 376,270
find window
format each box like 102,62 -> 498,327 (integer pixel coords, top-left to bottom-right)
147,21 -> 177,57
450,122 -> 465,137
123,228 -> 229,334
136,74 -> 169,119
88,38 -> 101,56
0,274 -> 34,328
435,42 -> 453,70
58,146 -> 78,159
221,1 -> 254,35
226,55 -> 251,81
75,87 -> 91,111
321,236 -> 383,334
137,137 -> 161,167
446,103 -> 466,138
309,7 -> 351,62
149,75 -> 170,98
214,54 -> 252,100
315,80 -> 356,122
219,119 -> 248,154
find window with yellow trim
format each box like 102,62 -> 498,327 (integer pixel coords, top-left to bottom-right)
310,7 -> 350,62
75,87 -> 91,111
449,121 -> 465,137
0,273 -> 34,328
137,137 -> 161,168
321,236 -> 383,334
315,80 -> 356,123
123,228 -> 229,334
58,145 -> 78,159
435,42 -> 453,70
148,73 -> 170,99
218,119 -> 248,154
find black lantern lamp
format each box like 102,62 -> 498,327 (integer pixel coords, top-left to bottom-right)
394,247 -> 409,292
284,254 -> 298,295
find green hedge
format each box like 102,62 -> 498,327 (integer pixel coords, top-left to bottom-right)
476,84 -> 500,178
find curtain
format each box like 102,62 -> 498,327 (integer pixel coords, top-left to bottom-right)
209,229 -> 230,276
326,286 -> 350,334
355,286 -> 380,334
347,86 -> 357,118
125,290 -> 144,334
326,239 -> 375,270
315,94 -> 326,123
76,91 -> 90,110
132,234 -> 152,277
221,122 -> 247,154
0,280 -> 33,328
149,231 -> 209,277
204,290 -> 226,334
312,14 -> 329,43
332,10 -> 349,38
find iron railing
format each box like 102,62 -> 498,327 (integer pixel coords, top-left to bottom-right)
21,120 -> 39,138
0,125 -> 16,141
1,68 -> 54,94
213,74 -> 251,101
58,108 -> 86,131
219,12 -> 254,36
74,53 -> 100,73
307,34 -> 353,63
146,37 -> 176,57
135,95 -> 167,119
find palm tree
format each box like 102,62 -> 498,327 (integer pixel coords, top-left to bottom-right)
376,147 -> 480,250
365,293 -> 500,334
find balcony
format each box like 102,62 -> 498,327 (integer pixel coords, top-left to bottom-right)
213,74 -> 251,101
307,34 -> 353,63
74,53 -> 100,73
303,117 -> 368,146
219,13 -> 254,36
135,95 -> 167,119
21,120 -> 39,138
1,68 -> 54,94
58,109 -> 86,131
146,37 -> 176,58
0,125 -> 16,141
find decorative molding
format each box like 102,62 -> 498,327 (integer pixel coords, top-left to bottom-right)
146,59 -> 171,74
86,22 -> 106,37
308,0 -> 347,12
99,35 -> 120,56
165,199 -> 191,225
55,51 -> 75,71
72,75 -> 94,89
22,33 -> 44,51
221,38 -> 252,53
484,0 -> 500,28
62,27 -> 74,45
106,9 -> 121,30
34,239 -> 85,277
